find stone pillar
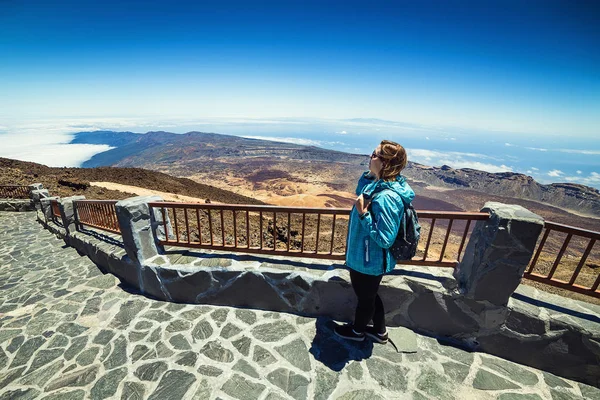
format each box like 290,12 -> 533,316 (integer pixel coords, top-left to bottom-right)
40,196 -> 60,221
115,196 -> 169,265
30,189 -> 50,211
28,183 -> 43,199
58,196 -> 86,235
31,189 -> 49,202
454,202 -> 544,306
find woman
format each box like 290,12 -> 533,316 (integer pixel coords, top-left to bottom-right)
334,140 -> 415,343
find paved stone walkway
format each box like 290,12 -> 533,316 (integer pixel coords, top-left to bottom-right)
1,211 -> 599,400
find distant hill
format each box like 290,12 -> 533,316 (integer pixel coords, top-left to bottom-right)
407,163 -> 600,217
74,131 -> 364,168
71,130 -> 600,217
70,130 -> 140,147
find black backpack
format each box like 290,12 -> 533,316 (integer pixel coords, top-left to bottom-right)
370,190 -> 421,261
390,200 -> 421,261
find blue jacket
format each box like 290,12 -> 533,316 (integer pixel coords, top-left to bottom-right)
345,172 -> 415,276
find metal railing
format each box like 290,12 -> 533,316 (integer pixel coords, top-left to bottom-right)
524,220 -> 600,299
0,185 -> 30,199
404,211 -> 489,267
149,202 -> 351,260
148,202 -> 489,267
73,200 -> 121,234
48,196 -> 600,299
50,199 -> 61,220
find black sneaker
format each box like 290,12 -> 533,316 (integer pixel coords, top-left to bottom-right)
334,324 -> 365,342
365,326 -> 388,344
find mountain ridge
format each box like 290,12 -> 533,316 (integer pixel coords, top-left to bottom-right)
70,130 -> 600,217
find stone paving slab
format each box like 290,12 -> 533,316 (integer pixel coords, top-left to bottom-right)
1,211 -> 600,400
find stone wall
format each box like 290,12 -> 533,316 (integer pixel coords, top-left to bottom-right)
0,183 -> 42,211
0,199 -> 35,212
27,192 -> 600,388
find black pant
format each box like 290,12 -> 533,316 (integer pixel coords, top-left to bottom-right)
350,269 -> 385,333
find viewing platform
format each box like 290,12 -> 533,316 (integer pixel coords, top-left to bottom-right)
1,211 -> 599,399
1,184 -> 599,399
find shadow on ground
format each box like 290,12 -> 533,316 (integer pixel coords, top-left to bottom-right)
309,317 -> 374,372
512,292 -> 600,324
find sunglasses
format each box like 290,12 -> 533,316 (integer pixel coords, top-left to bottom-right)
370,151 -> 381,159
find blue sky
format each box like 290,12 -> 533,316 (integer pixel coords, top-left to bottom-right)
1,1 -> 599,188
1,0 -> 599,136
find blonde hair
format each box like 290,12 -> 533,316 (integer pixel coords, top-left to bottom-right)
378,140 -> 408,181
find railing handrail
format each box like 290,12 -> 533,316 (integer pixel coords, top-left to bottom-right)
73,200 -> 119,204
543,220 -> 600,240
525,218 -> 600,299
148,201 -> 490,220
148,202 -> 351,214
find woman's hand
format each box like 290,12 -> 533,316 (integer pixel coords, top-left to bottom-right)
355,194 -> 371,215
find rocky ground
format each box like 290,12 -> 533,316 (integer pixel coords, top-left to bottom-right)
1,211 -> 599,399
0,158 -> 264,205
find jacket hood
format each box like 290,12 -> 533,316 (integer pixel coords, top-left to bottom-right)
362,175 -> 415,204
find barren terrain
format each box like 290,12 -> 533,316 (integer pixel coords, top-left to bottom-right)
2,154 -> 598,304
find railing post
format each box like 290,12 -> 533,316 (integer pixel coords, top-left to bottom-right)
58,195 -> 86,235
40,196 -> 60,222
454,201 -> 544,306
115,196 -> 168,264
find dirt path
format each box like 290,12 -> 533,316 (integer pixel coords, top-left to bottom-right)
90,182 -> 214,203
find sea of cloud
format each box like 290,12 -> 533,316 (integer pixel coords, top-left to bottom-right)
406,149 -> 513,173
241,135 -> 345,148
0,116 -> 197,167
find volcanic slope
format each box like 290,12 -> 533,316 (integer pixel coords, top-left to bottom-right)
76,130 -> 370,208
0,157 -> 264,204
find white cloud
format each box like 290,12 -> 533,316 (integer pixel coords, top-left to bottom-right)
336,130 -> 348,135
527,147 -> 548,152
505,143 -> 514,147
527,170 -> 532,174
447,161 -> 513,173
3,144 -> 115,167
558,149 -> 600,155
577,170 -> 582,174
425,137 -> 430,140
563,172 -> 600,186
409,149 -> 500,160
526,147 -> 600,155
407,149 -> 513,173
531,167 -> 539,171
548,170 -> 564,177
0,118 -> 132,166
241,135 -> 344,147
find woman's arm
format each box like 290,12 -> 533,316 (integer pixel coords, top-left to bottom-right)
358,193 -> 403,249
